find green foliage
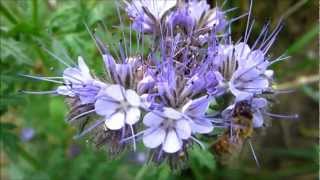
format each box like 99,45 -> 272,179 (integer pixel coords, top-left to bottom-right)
0,122 -> 19,158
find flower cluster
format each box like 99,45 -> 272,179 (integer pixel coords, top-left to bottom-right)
24,0 -> 297,168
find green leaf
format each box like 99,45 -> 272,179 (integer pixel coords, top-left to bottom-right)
189,146 -> 216,171
286,24 -> 319,54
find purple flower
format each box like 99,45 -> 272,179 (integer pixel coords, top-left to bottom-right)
95,84 -> 141,130
22,0 -> 293,168
20,128 -> 35,142
57,56 -> 107,104
215,42 -> 273,101
137,68 -> 156,94
142,96 -> 212,153
168,0 -> 227,33
181,71 -> 224,98
142,107 -> 191,153
124,0 -> 177,33
182,96 -> 214,133
103,54 -> 141,89
203,7 -> 227,31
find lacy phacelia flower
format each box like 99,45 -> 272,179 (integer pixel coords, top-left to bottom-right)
57,56 -> 106,104
95,84 -> 141,130
103,54 -> 141,89
142,108 -> 191,153
124,0 -> 177,33
182,96 -> 213,133
23,0 -> 298,170
215,42 -> 273,101
143,96 -> 213,154
168,0 -> 227,33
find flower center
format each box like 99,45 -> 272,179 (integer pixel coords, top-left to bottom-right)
162,118 -> 176,129
119,101 -> 130,110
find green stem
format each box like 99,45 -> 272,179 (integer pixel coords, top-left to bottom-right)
17,145 -> 41,170
0,1 -> 18,24
32,0 -> 38,26
135,164 -> 149,180
286,24 -> 319,54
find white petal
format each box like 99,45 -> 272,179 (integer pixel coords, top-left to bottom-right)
143,112 -> 164,127
246,50 -> 264,67
253,111 -> 264,128
265,70 -> 274,78
182,96 -> 210,116
105,112 -> 125,130
175,119 -> 191,139
77,56 -> 90,77
126,89 -> 141,106
140,94 -> 152,109
105,84 -> 125,101
63,68 -> 82,84
162,130 -> 182,153
92,80 -> 109,89
229,80 -> 252,101
163,107 -> 182,120
125,107 -> 141,125
245,78 -> 269,91
56,86 -> 75,97
102,54 -> 116,72
221,105 -> 234,118
142,128 -> 165,148
190,119 -> 213,134
94,98 -> 119,116
219,44 -> 233,56
252,98 -> 267,108
235,42 -> 251,60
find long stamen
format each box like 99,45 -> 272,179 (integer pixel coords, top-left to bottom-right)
19,74 -> 65,84
248,139 -> 261,169
129,125 -> 137,151
223,7 -> 238,14
221,0 -> 229,8
68,109 -> 95,123
190,136 -> 205,149
259,20 -> 283,50
228,13 -> 248,26
244,0 -> 253,42
263,111 -> 299,119
120,130 -> 146,143
251,22 -> 270,50
99,20 -> 122,60
20,90 -> 57,95
41,46 -> 71,67
73,119 -> 105,139
245,19 -> 255,44
269,55 -> 290,65
84,22 -> 108,56
116,2 -> 128,59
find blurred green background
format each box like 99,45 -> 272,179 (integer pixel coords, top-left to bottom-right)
0,0 -> 318,179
